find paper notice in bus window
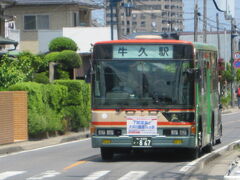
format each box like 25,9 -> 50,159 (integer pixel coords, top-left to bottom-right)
113,45 -> 173,59
127,116 -> 158,135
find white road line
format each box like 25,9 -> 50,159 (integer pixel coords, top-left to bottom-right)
83,170 -> 110,180
118,171 -> 148,180
27,170 -> 60,180
0,138 -> 90,159
222,112 -> 240,116
0,171 -> 26,180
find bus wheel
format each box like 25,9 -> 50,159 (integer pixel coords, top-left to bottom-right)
205,136 -> 213,153
101,148 -> 113,160
216,138 -> 222,144
190,147 -> 200,160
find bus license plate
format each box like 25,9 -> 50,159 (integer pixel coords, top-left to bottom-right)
132,137 -> 152,147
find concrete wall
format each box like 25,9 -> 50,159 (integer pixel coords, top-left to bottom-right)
0,91 -> 28,145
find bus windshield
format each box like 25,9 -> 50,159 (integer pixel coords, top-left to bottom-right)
93,60 -> 194,109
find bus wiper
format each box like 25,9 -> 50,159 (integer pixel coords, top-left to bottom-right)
152,92 -> 173,104
115,102 -> 128,112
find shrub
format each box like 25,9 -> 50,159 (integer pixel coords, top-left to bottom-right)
55,68 -> 70,80
44,52 -> 59,63
8,82 -> 68,137
54,80 -> 91,131
220,92 -> 231,108
49,37 -> 78,52
33,72 -> 49,84
57,50 -> 82,69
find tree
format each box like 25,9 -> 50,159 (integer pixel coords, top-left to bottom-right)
236,69 -> 240,83
46,37 -> 82,80
222,63 -> 234,83
0,52 -> 47,88
49,37 -> 78,52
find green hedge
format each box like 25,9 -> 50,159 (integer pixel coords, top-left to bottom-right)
8,80 -> 91,137
8,82 -> 67,137
54,80 -> 91,131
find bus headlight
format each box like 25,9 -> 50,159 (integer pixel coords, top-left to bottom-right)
97,129 -> 122,136
163,129 -> 188,136
106,130 -> 114,136
179,129 -> 188,136
97,129 -> 106,135
171,130 -> 179,136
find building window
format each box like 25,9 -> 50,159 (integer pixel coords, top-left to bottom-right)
141,21 -> 146,27
24,15 -> 49,30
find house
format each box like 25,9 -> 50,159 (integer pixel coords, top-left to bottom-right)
4,0 -> 101,54
0,0 -> 16,38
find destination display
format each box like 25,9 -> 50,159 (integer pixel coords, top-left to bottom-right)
113,45 -> 173,59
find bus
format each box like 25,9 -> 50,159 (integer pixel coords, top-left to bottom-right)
90,38 -> 222,160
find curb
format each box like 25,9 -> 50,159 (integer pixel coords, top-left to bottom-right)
181,140 -> 240,179
0,146 -> 23,155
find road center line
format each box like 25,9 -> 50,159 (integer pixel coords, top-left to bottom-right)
63,161 -> 87,171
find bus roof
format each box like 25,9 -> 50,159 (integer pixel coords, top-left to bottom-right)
94,39 -> 217,52
94,39 -> 193,45
192,42 -> 217,51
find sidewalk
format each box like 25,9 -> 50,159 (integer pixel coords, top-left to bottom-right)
0,130 -> 90,155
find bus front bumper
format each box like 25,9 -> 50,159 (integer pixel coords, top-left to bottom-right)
91,135 -> 196,149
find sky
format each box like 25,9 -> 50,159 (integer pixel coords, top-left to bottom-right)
183,0 -> 239,32
92,0 -> 240,32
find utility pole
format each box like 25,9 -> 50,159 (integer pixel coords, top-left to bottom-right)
230,18 -> 237,107
110,1 -> 114,40
194,0 -> 198,42
216,13 -> 221,57
116,1 -> 121,39
203,0 -> 207,43
0,5 -> 5,37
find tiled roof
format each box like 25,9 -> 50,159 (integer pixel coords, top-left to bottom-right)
14,0 -> 101,8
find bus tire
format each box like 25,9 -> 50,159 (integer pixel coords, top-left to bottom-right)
211,114 -> 215,146
190,147 -> 200,160
101,148 -> 113,160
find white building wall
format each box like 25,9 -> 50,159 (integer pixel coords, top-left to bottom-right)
38,30 -> 63,53
63,26 -> 117,53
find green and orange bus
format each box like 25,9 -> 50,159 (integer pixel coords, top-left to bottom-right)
90,38 -> 222,160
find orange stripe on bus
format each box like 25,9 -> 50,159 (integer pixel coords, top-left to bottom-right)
92,122 -> 126,126
92,109 -> 195,112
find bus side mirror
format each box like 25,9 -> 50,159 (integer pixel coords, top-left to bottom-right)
194,68 -> 200,81
185,68 -> 200,81
219,104 -> 223,110
85,68 -> 92,83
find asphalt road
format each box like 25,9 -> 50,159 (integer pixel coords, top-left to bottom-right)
0,112 -> 240,180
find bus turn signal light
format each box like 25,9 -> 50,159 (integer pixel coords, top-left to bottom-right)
191,125 -> 196,135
